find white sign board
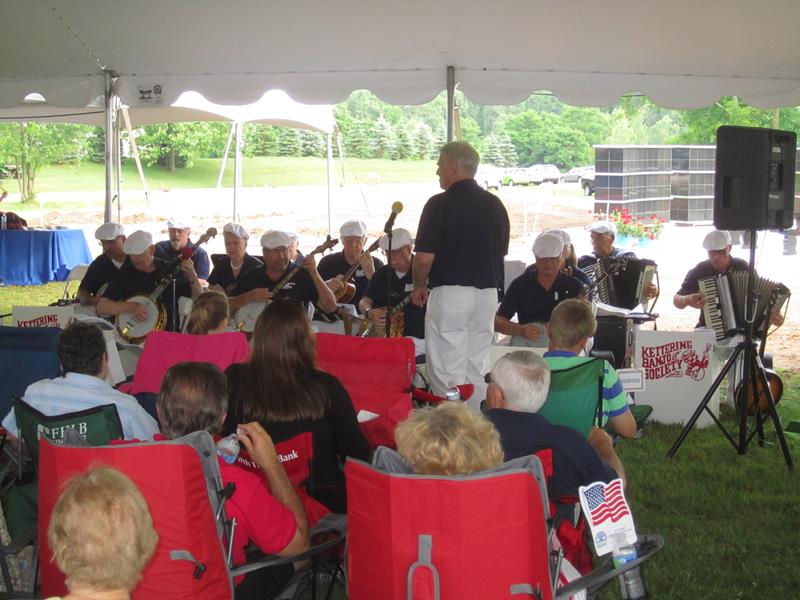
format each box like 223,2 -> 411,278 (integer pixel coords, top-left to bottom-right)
617,368 -> 645,392
634,330 -> 719,427
12,305 -> 76,328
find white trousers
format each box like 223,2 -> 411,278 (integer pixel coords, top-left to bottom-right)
425,285 -> 497,410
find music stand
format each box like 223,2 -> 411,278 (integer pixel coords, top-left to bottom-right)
667,229 -> 794,470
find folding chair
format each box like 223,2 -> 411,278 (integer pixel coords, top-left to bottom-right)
540,359 -> 605,436
347,450 -> 663,600
118,330 -> 250,417
60,264 -> 89,301
0,326 -> 61,419
316,333 -> 415,448
37,432 -> 346,600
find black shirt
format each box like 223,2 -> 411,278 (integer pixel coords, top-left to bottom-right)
577,247 -> 635,270
497,267 -> 584,324
677,257 -> 749,327
222,365 -> 371,513
154,239 -> 210,281
415,179 -> 510,291
208,253 -> 263,296
363,262 -> 426,339
485,409 -> 617,514
318,251 -> 383,308
79,254 -> 126,296
103,257 -> 191,332
231,261 -> 320,307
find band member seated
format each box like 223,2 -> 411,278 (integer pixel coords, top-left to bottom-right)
495,232 -> 583,348
227,230 -> 336,314
208,222 -> 263,296
319,219 -> 383,309
359,228 -> 425,357
545,228 -> 591,286
577,220 -> 658,300
78,222 -> 127,308
544,299 -> 637,438
286,230 -> 305,263
97,230 -> 202,332
674,229 -> 784,328
155,217 -> 210,285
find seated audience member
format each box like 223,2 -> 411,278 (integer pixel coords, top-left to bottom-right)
395,402 -> 503,476
228,230 -> 337,315
46,467 -> 158,600
78,222 -> 127,308
484,351 -> 625,510
223,298 -> 371,513
208,222 -> 263,296
184,290 -> 230,334
544,299 -> 636,438
544,228 -> 591,286
495,232 -> 584,348
154,217 -> 210,284
1,322 -> 158,441
97,230 -> 202,332
359,228 -> 426,356
318,219 -> 383,309
158,362 -> 309,600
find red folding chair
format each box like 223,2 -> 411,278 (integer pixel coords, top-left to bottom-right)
315,333 -> 414,448
119,330 -> 250,396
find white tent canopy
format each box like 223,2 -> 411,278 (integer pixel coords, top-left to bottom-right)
3,0 -> 800,111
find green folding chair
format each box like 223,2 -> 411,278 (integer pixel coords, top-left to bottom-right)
539,358 -> 605,436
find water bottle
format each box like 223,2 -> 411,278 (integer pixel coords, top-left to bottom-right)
216,433 -> 240,464
613,545 -> 647,600
1,213 -> 7,230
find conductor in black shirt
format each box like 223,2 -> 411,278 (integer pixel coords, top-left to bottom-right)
78,222 -> 127,308
412,142 -> 510,407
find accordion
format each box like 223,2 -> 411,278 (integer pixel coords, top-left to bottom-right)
699,270 -> 790,341
584,257 -> 657,310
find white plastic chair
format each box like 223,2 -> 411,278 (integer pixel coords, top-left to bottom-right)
61,264 -> 89,300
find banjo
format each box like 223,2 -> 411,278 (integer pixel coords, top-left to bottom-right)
116,228 -> 217,344
234,236 -> 338,333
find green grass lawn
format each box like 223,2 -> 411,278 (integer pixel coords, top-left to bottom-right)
1,282 -> 798,599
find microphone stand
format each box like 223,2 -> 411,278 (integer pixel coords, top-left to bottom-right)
385,228 -> 393,338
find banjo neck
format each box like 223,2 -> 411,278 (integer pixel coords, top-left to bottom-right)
148,227 -> 218,300
270,235 -> 339,299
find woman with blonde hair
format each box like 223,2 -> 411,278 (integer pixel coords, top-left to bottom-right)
184,290 -> 230,334
46,466 -> 158,600
223,297 -> 370,513
395,402 -> 503,475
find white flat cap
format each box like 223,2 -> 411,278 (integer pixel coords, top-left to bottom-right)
703,230 -> 732,251
94,222 -> 125,241
379,228 -> 413,251
533,232 -> 564,258
167,217 -> 191,229
223,222 -> 249,240
544,228 -> 571,247
122,230 -> 153,255
587,220 -> 616,235
261,230 -> 292,249
340,219 -> 367,238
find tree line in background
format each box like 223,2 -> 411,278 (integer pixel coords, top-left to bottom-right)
2,92 -> 800,201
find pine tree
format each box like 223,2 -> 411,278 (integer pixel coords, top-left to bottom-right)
391,127 -> 413,160
277,128 -> 301,156
370,114 -> 393,158
500,133 -> 518,167
431,128 -> 447,159
346,120 -> 370,159
482,135 -> 505,166
300,130 -> 325,157
412,122 -> 433,159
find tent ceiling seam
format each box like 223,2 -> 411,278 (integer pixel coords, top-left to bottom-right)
44,0 -> 110,72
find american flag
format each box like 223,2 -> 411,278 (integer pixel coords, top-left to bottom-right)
583,479 -> 630,526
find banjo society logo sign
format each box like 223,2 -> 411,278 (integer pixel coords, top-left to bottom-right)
641,341 -> 712,381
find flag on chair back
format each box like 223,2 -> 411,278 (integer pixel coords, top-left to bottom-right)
579,478 -> 637,556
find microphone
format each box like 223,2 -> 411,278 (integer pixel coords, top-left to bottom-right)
383,201 -> 403,234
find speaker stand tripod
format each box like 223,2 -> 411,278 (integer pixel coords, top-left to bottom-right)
667,229 -> 794,470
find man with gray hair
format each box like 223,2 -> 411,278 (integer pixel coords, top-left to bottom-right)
412,142 -> 510,407
484,351 -> 625,503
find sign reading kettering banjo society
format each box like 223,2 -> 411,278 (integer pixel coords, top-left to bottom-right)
634,330 -> 719,427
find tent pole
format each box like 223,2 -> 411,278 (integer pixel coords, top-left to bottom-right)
104,70 -> 115,222
120,107 -> 151,210
326,132 -> 333,236
446,65 -> 455,142
218,122 -> 235,189
113,96 -> 122,223
233,121 -> 243,222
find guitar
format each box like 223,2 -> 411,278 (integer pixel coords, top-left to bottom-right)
116,227 -> 217,344
363,294 -> 412,338
234,236 -> 339,333
334,238 -> 381,303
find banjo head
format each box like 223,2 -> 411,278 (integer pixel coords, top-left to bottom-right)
116,295 -> 166,344
233,302 -> 264,334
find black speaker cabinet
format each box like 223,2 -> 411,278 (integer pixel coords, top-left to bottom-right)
592,316 -> 631,370
714,126 -> 796,230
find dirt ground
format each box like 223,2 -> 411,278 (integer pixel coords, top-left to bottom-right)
29,181 -> 800,369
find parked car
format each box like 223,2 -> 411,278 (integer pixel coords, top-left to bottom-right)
475,165 -> 504,190
538,164 -> 562,183
560,166 -> 594,183
502,168 -> 533,186
524,165 -> 545,185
